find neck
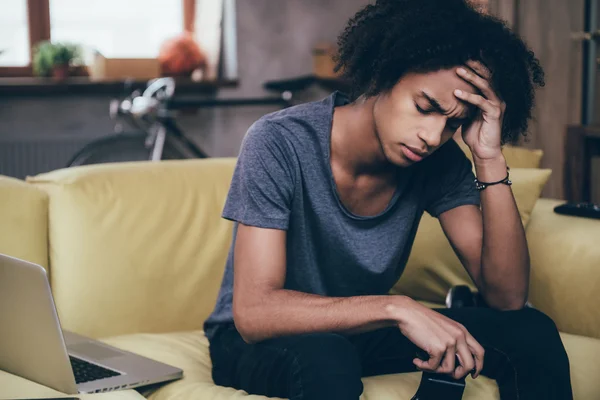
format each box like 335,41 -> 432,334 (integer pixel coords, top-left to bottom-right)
331,95 -> 392,176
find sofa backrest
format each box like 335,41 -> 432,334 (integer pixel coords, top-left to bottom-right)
28,159 -> 236,338
0,176 -> 49,271
20,144 -> 554,339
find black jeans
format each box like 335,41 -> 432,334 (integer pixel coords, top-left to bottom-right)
208,307 -> 573,399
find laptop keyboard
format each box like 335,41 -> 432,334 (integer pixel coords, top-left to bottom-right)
69,356 -> 122,384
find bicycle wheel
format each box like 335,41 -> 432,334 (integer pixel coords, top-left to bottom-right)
66,131 -> 189,167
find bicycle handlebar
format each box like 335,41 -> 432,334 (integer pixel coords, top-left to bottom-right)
113,77 -> 295,122
165,96 -> 290,110
143,77 -> 176,100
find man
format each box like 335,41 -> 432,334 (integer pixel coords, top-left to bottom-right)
204,0 -> 572,399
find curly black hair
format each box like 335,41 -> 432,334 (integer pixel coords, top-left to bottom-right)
334,0 -> 545,144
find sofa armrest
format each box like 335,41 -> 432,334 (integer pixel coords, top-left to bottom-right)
526,198 -> 600,339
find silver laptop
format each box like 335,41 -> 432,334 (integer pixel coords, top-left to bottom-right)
0,253 -> 183,394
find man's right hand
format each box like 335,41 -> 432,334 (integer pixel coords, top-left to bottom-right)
386,297 -> 485,380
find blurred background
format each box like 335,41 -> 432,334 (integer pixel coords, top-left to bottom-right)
0,0 -> 598,202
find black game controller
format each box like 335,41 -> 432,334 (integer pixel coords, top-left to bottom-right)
554,202 -> 600,219
445,285 -> 485,309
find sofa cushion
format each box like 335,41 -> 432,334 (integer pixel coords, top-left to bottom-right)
455,138 -> 544,169
501,145 -> 544,169
391,168 -> 551,303
0,175 -> 49,271
526,199 -> 600,339
103,331 -> 277,400
28,159 -> 236,338
101,329 -> 600,400
561,332 -> 600,400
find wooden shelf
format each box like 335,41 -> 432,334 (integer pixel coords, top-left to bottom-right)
0,77 -> 238,97
263,74 -> 351,94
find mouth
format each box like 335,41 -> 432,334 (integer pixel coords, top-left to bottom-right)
401,145 -> 427,162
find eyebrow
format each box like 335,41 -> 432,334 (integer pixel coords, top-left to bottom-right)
420,91 -> 471,122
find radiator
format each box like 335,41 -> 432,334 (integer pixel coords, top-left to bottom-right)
0,137 -> 93,180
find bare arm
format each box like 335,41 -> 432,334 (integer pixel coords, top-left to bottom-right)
439,155 -> 530,310
232,223 -> 398,343
233,223 -> 486,379
442,61 -> 530,311
475,155 -> 530,309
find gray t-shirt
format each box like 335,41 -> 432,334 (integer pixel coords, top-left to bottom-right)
203,92 -> 480,340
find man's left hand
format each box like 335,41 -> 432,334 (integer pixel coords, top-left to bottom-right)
454,60 -> 506,162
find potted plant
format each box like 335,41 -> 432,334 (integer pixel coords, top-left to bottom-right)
33,41 -> 82,80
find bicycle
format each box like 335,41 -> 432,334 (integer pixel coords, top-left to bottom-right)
66,77 -> 298,167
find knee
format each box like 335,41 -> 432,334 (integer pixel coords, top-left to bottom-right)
509,308 -> 560,338
505,308 -> 569,362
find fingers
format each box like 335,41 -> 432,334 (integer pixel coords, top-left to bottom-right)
454,89 -> 502,120
456,67 -> 499,104
414,341 -> 458,375
438,344 -> 457,374
453,339 -> 475,379
466,60 -> 491,80
414,326 -> 483,380
421,347 -> 445,371
465,335 -> 485,379
413,357 -> 429,370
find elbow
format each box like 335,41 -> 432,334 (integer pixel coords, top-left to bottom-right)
233,298 -> 262,344
482,287 -> 529,311
493,300 -> 527,311
486,294 -> 528,311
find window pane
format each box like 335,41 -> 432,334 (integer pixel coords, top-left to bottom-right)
195,0 -> 223,80
0,0 -> 30,66
50,0 -> 183,58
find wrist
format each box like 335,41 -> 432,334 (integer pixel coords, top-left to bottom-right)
473,154 -> 507,182
383,295 -> 413,325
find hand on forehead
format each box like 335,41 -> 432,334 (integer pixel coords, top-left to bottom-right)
465,60 -> 492,80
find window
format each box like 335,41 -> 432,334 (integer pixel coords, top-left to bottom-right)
0,0 -> 235,80
50,0 -> 183,59
0,0 -> 30,66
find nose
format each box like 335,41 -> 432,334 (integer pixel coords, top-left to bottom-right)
417,117 -> 447,149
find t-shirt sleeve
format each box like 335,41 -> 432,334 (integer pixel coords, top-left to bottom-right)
222,119 -> 295,230
423,140 -> 481,218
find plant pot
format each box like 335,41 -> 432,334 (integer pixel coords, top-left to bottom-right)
52,64 -> 70,81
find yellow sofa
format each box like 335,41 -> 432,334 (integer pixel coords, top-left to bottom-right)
1,157 -> 600,400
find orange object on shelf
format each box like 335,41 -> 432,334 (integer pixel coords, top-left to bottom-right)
158,32 -> 207,77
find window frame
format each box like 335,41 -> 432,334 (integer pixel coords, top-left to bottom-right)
0,0 -> 195,77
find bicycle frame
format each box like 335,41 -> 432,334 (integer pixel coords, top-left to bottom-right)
154,116 -> 209,159
142,92 -> 293,161
68,76 -> 347,167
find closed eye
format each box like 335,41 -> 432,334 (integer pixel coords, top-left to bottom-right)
416,102 -> 467,130
415,103 -> 433,114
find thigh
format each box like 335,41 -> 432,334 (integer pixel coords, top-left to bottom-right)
439,306 -> 572,399
209,325 -> 364,400
436,306 -> 567,367
346,325 -> 420,377
347,307 -> 550,377
209,325 -> 295,397
348,307 -> 571,399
